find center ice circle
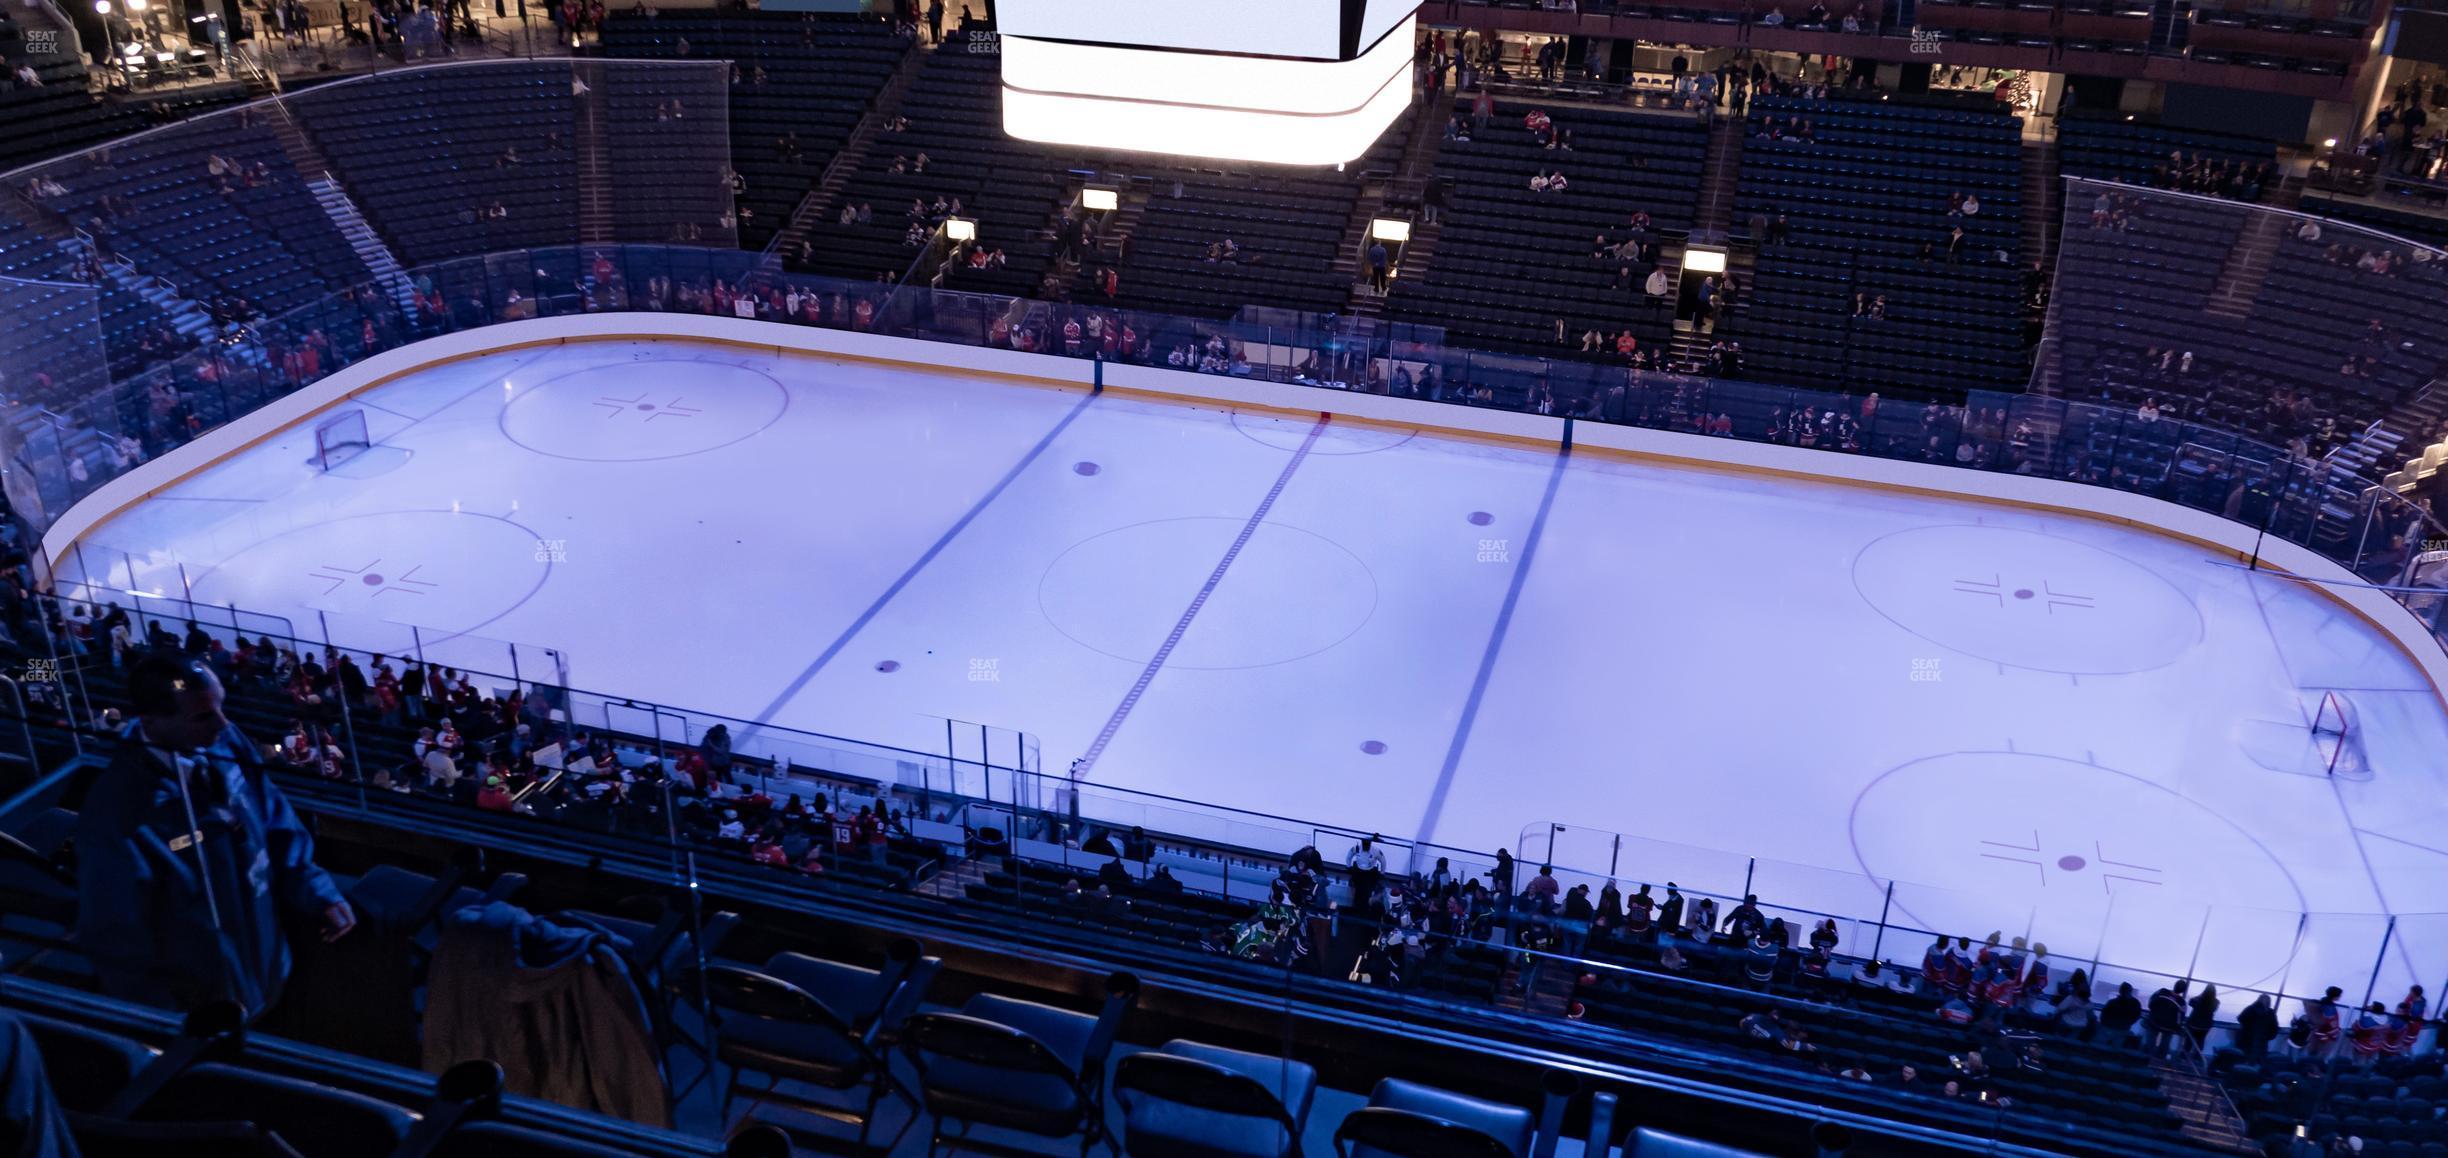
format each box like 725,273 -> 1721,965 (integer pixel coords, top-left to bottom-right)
1851,751 -> 2304,986
1038,517 -> 1377,669
499,358 -> 788,462
1850,524 -> 2203,674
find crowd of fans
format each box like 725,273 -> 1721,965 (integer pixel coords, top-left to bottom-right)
2361,75 -> 2444,183
2133,150 -> 2278,202
1013,819 -> 2448,1100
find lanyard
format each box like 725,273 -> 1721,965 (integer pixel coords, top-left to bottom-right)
134,721 -> 228,934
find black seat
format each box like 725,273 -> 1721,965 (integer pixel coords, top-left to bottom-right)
130,1062 -> 417,1158
1333,1107 -> 1518,1158
1334,1076 -> 1543,1158
1625,1125 -> 1772,1155
426,1121 -> 643,1157
694,937 -> 933,1151
1114,1041 -> 1315,1157
16,1010 -> 158,1113
901,971 -> 1138,1155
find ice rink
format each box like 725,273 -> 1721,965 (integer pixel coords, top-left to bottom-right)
61,338 -> 2448,1002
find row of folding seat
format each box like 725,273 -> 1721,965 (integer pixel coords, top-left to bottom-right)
1387,101 -> 1705,348
1734,93 -> 2029,397
599,12 -> 909,248
807,46 -> 1068,292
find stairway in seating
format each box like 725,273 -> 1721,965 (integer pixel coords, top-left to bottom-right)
1691,110 -> 1744,240
2150,1059 -> 2257,1155
261,94 -> 336,178
1053,182 -> 1147,300
2205,207 -> 2285,320
1493,955 -> 1575,1018
2021,136 -> 2060,274
98,257 -> 215,340
914,855 -> 992,901
307,176 -> 419,317
573,60 -> 614,245
1337,171 -> 1404,316
2368,377 -> 2448,490
1343,89 -> 1456,314
762,39 -> 931,269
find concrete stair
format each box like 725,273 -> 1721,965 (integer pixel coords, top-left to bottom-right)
1693,111 -> 1745,240
2371,378 -> 2448,491
2150,1058 -> 2257,1155
99,258 -> 214,339
763,39 -> 930,268
262,94 -> 333,177
1047,182 -> 1147,300
573,61 -> 613,245
1342,89 -> 1455,315
1493,953 -> 1575,1018
2203,175 -> 2306,319
308,175 -> 419,316
2205,208 -> 2286,320
2022,136 -> 2061,273
914,854 -> 993,902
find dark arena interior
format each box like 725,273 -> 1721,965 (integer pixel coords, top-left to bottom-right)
6,0 -> 2448,1155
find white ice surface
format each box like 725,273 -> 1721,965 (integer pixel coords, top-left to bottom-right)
65,339 -> 2448,1004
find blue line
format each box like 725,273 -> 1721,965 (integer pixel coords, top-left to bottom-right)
1072,415 -> 1332,780
1412,445 -> 1571,850
739,389 -> 1100,742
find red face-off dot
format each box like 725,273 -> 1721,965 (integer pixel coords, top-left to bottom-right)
1468,512 -> 1494,526
1074,462 -> 1101,476
2058,855 -> 2086,872
875,660 -> 901,673
362,574 -> 384,586
1360,740 -> 1387,755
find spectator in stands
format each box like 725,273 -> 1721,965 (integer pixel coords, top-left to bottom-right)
2305,987 -> 2346,1061
1724,894 -> 1766,941
2394,986 -> 2427,1052
1687,895 -> 1719,939
2186,985 -> 2220,1053
1525,864 -> 1561,907
1347,835 -> 1387,910
2236,994 -> 2280,1056
2143,981 -> 2189,1057
1367,239 -> 1391,293
2097,981 -> 2142,1043
77,652 -> 355,1018
1629,267 -> 1670,326
2348,1002 -> 2396,1068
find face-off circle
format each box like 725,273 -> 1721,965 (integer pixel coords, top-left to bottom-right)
1850,751 -> 2305,985
184,509 -> 553,652
1232,411 -> 1416,455
1850,524 -> 2204,674
1038,517 -> 1377,669
499,358 -> 788,462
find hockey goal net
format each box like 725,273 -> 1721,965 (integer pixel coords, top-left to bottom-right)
312,408 -> 372,471
2311,690 -> 2363,779
2240,689 -> 2368,780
